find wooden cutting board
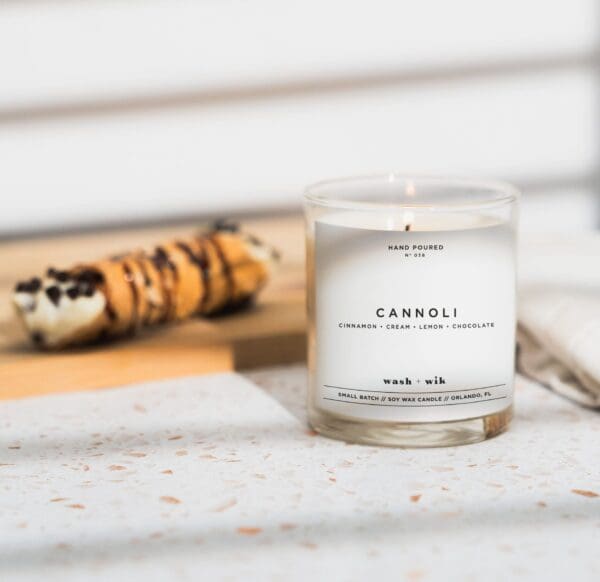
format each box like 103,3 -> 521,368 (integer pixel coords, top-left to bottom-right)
0,213 -> 306,400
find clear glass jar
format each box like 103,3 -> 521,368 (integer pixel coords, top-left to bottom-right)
304,175 -> 519,447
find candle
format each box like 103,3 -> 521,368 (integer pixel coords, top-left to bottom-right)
304,175 -> 519,447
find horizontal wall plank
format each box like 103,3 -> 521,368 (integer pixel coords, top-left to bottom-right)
0,0 -> 597,110
520,189 -> 598,232
0,69 -> 595,234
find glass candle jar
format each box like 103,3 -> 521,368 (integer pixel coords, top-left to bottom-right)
304,175 -> 519,447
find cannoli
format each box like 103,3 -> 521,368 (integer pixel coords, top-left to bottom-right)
12,222 -> 278,349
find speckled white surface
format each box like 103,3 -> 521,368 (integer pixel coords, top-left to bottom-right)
1,366 -> 599,582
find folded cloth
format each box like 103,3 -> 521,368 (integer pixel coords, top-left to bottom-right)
517,235 -> 600,408
518,286 -> 600,408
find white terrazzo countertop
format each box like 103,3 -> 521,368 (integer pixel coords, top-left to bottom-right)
1,365 -> 599,582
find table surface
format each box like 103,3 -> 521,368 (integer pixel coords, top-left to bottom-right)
1,365 -> 599,582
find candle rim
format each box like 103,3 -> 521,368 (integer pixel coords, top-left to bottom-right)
304,173 -> 520,212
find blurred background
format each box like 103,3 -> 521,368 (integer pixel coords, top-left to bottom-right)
0,0 -> 598,237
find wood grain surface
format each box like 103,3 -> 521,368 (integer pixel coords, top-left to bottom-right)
0,214 -> 306,399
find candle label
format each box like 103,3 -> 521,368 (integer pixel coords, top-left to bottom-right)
314,221 -> 516,422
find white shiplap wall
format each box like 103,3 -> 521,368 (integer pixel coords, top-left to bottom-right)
0,0 -> 597,235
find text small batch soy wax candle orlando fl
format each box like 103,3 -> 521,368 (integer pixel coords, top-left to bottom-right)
304,175 -> 519,447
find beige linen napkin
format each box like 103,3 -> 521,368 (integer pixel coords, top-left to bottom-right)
517,235 -> 600,408
518,286 -> 600,407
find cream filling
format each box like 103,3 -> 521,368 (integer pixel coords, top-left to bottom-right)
13,279 -> 105,347
244,235 -> 278,271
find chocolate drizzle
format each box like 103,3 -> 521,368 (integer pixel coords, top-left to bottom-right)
151,247 -> 169,270
176,241 -> 211,313
133,257 -> 153,325
149,248 -> 167,315
197,242 -> 211,312
150,246 -> 178,322
140,262 -> 152,286
209,234 -> 234,304
122,262 -> 139,332
104,296 -> 118,322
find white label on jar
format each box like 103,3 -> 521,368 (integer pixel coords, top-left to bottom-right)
314,221 -> 516,422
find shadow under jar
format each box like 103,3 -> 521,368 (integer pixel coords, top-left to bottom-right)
304,175 -> 519,447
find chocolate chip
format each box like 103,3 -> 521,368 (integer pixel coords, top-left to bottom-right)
55,271 -> 70,283
81,284 -> 95,297
45,285 -> 61,306
75,269 -> 104,286
31,331 -> 45,345
66,287 -> 80,299
15,277 -> 42,293
47,268 -> 70,282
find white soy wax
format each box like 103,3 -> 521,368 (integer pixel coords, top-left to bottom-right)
304,175 -> 519,447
